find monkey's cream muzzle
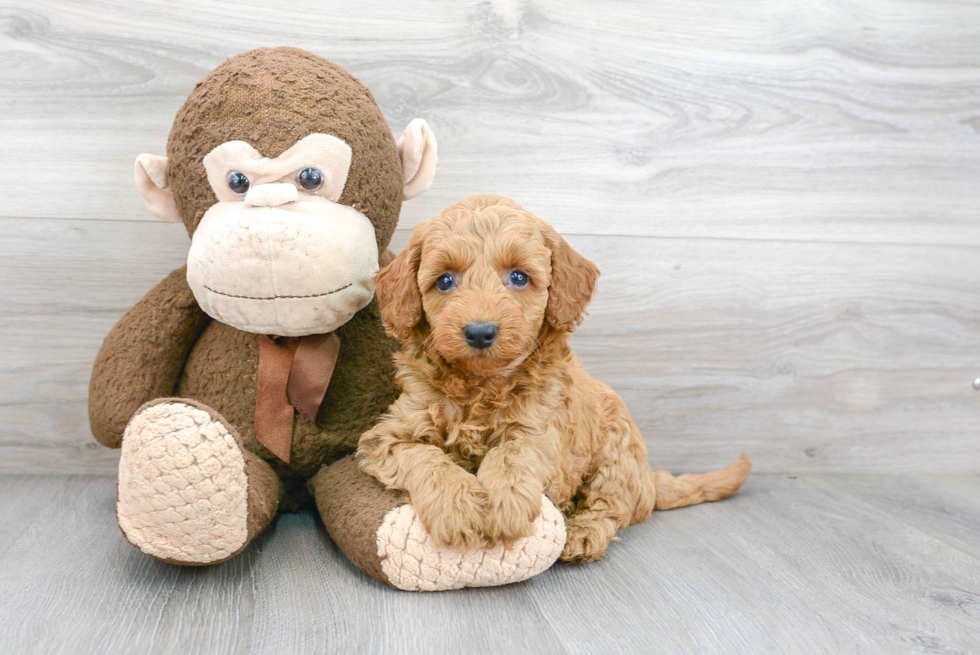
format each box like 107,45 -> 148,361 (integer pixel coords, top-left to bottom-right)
187,199 -> 378,336
186,134 -> 379,336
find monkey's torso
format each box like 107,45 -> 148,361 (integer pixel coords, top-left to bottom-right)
177,298 -> 400,483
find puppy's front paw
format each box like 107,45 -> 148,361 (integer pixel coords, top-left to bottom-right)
414,475 -> 489,552
485,488 -> 542,546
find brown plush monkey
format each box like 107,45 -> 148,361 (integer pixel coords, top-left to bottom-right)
93,48 -> 563,588
88,48 -> 439,565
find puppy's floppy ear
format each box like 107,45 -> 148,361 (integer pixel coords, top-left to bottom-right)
375,229 -> 425,340
544,226 -> 600,332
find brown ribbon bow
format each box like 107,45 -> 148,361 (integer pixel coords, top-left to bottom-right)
255,332 -> 341,463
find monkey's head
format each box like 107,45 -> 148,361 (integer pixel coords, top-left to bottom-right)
134,47 -> 437,336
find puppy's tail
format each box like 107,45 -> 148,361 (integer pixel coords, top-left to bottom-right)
652,454 -> 752,510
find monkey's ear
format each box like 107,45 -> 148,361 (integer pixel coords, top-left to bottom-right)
134,154 -> 181,223
374,232 -> 425,340
396,119 -> 438,201
544,226 -> 600,333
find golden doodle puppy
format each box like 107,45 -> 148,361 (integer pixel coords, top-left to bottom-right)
357,195 -> 751,562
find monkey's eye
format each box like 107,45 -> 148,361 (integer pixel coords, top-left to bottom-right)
297,168 -> 323,191
435,273 -> 456,292
228,172 -> 250,195
509,270 -> 530,288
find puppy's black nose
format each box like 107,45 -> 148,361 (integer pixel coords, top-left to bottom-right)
463,322 -> 498,349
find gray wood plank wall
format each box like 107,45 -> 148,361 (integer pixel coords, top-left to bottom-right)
1,0 -> 978,474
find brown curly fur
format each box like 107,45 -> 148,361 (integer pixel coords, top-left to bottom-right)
357,195 -> 751,562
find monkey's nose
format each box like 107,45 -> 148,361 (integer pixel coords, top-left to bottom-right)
463,322 -> 498,350
244,183 -> 298,207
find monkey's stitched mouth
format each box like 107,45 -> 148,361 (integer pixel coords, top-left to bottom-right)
203,283 -> 352,300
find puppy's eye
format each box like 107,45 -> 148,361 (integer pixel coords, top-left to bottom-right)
297,168 -> 323,191
509,270 -> 530,288
435,273 -> 456,292
228,172 -> 250,195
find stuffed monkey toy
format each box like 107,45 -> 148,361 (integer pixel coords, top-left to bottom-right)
91,48 -> 563,589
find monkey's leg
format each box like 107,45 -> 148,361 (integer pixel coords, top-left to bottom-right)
116,398 -> 283,565
311,456 -> 566,591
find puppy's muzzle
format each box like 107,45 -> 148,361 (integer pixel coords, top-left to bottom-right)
463,322 -> 498,350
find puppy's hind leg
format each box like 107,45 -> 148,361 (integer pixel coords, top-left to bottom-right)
560,447 -> 752,562
561,412 -> 656,563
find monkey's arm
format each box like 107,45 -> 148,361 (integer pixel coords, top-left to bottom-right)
88,265 -> 210,448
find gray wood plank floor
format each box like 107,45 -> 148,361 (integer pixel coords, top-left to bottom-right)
1,474 -> 978,655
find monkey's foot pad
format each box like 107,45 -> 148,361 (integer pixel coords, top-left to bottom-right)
117,401 -> 249,565
376,496 -> 566,591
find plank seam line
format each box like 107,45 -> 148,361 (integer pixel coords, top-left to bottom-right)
5,216 -> 980,250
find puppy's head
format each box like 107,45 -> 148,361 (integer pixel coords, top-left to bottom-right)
375,195 -> 599,376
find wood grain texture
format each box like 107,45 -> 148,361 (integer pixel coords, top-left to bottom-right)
0,474 -> 978,654
0,0 -> 978,244
1,0 -> 979,473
